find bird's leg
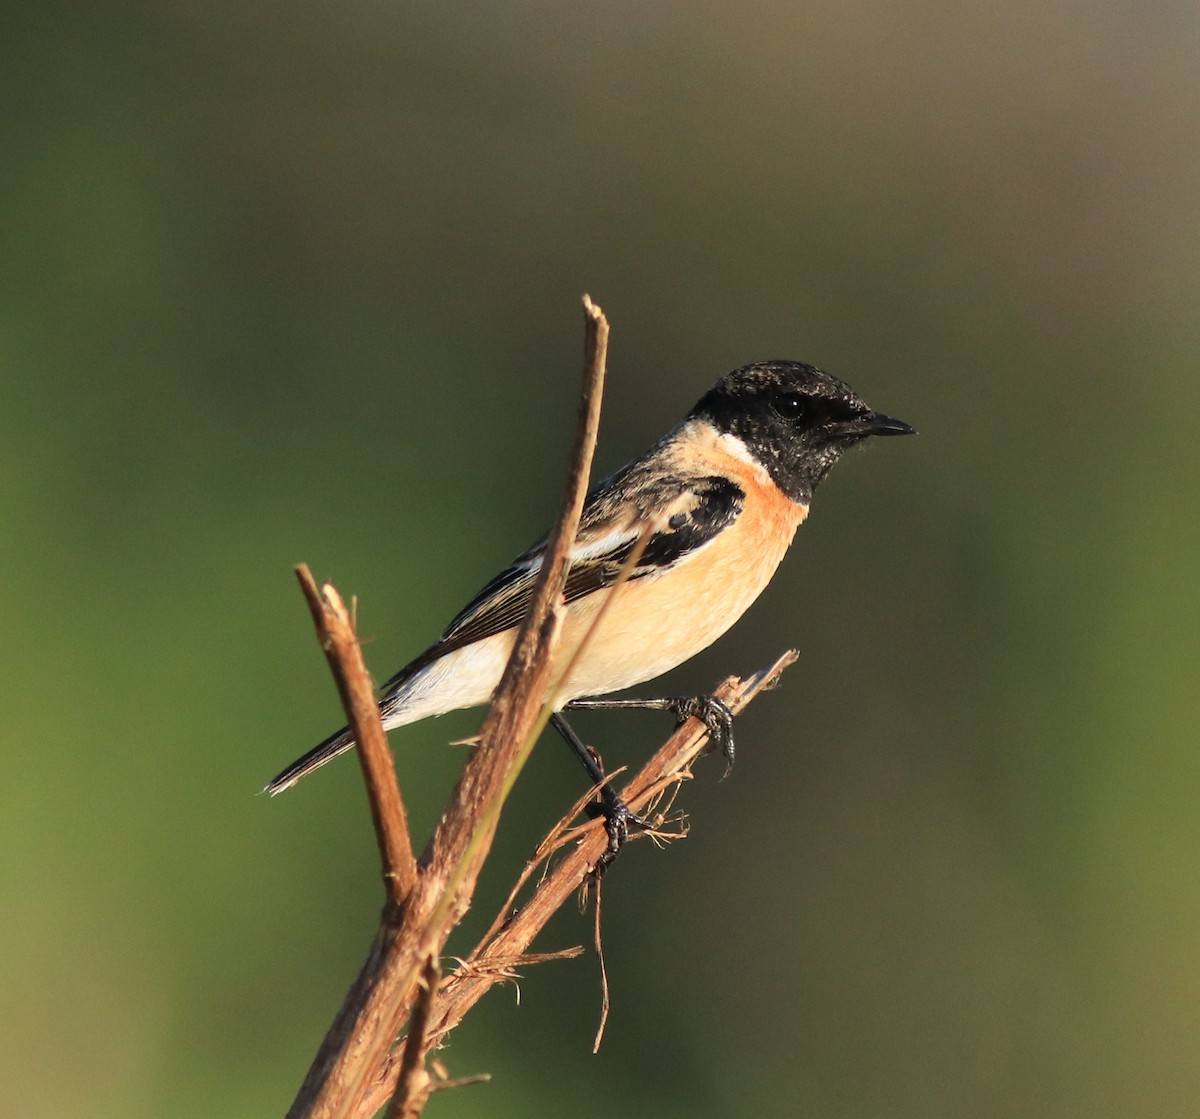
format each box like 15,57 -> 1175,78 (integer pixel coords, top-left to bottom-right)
549,712 -> 654,870
566,694 -> 736,776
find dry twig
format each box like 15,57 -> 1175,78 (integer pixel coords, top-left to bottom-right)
295,570 -> 417,905
285,296 -> 609,1119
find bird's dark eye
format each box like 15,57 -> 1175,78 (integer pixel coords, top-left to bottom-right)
771,393 -> 809,421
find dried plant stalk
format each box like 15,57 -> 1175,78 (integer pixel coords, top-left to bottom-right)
286,296 -> 609,1119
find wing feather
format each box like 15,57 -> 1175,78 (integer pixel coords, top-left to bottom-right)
435,473 -> 744,654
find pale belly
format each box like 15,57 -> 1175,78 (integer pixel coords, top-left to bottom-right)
383,535 -> 795,732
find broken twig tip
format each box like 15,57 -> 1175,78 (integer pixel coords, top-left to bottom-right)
581,293 -> 606,323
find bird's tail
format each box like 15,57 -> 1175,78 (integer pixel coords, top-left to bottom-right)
263,725 -> 357,796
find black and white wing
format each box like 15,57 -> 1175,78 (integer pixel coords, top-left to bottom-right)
376,470 -> 745,693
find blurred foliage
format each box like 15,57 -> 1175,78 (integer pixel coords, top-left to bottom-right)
3,2 -> 1199,1116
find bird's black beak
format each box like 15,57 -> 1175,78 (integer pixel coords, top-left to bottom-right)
862,412 -> 916,437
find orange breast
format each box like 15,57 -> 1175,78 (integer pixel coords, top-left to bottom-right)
551,427 -> 807,699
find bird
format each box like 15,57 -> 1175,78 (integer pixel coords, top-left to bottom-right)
266,360 -> 914,854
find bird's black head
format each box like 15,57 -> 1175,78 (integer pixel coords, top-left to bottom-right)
690,360 -> 915,504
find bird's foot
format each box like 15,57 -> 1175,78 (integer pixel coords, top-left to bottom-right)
666,695 -> 736,776
585,788 -> 656,874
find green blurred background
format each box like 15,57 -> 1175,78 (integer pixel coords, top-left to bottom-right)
4,2 -> 1199,1116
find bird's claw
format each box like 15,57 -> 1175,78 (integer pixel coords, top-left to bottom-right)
669,695 -> 736,777
586,795 -> 656,874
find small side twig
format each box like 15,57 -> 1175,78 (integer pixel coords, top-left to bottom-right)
591,878 -> 609,1053
294,568 -> 417,906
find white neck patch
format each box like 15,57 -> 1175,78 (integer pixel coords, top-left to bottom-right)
716,430 -> 771,483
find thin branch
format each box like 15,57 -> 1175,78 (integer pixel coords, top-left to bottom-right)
440,653 -> 796,1019
294,566 -> 417,906
354,651 -> 799,1116
286,296 -> 610,1119
339,295 -> 611,1117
